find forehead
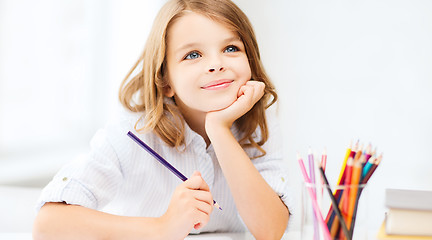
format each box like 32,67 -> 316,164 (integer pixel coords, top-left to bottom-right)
166,12 -> 240,46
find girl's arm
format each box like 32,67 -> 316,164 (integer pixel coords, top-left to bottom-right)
33,171 -> 213,240
33,202 -> 165,240
205,81 -> 289,240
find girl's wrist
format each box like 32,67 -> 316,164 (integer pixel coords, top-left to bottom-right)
205,114 -> 232,132
205,122 -> 233,142
135,216 -> 167,240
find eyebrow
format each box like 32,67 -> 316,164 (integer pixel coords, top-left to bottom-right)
174,36 -> 242,55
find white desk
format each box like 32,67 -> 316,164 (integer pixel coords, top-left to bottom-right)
0,232 -> 299,240
186,232 -> 299,239
0,186 -> 380,239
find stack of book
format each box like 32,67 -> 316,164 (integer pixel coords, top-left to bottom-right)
377,188 -> 432,239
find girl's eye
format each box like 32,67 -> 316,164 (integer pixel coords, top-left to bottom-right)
184,51 -> 201,60
224,45 -> 239,53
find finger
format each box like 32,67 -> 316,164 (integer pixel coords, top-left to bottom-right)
245,81 -> 265,102
193,208 -> 212,230
194,196 -> 214,215
245,79 -> 260,85
185,173 -> 210,191
192,189 -> 214,206
252,82 -> 265,101
237,84 -> 247,97
191,170 -> 201,177
237,84 -> 255,100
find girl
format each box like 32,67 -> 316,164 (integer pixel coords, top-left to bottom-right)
33,0 -> 292,239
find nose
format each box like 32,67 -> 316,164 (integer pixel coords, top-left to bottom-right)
207,54 -> 225,73
209,66 -> 224,72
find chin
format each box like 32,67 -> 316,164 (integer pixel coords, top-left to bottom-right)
206,97 -> 237,112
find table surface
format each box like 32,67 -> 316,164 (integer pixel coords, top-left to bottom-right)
0,186 -> 381,240
0,232 -> 301,240
0,231 -> 386,240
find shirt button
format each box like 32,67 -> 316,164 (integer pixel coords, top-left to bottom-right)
62,177 -> 68,182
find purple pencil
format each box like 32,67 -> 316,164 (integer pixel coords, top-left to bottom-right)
308,148 -> 319,240
127,131 -> 222,210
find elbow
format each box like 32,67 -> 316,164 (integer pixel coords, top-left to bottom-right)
32,216 -> 49,240
252,224 -> 288,240
33,204 -> 58,240
268,222 -> 288,240
253,230 -> 285,240
254,210 -> 289,240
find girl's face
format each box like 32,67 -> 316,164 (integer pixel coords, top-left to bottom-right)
165,12 -> 251,114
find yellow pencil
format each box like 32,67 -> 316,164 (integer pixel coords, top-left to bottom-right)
336,141 -> 353,187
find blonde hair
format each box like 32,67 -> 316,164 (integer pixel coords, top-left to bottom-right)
119,0 -> 278,154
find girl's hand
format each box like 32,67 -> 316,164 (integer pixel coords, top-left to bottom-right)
205,80 -> 265,131
160,171 -> 214,239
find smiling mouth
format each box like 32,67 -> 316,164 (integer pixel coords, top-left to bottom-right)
201,80 -> 234,90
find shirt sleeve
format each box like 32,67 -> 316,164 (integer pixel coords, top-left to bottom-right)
36,129 -> 123,211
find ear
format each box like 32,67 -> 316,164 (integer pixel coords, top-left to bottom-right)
163,84 -> 175,97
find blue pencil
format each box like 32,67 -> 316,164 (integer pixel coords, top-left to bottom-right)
127,131 -> 222,210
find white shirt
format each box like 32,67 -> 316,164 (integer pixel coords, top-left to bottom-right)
37,108 -> 294,233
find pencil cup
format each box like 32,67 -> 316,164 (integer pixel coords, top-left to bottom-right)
301,182 -> 369,240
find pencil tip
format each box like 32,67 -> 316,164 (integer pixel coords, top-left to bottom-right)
214,202 -> 222,210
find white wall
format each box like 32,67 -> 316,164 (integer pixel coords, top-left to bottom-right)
234,0 -> 432,231
1,0 -> 432,234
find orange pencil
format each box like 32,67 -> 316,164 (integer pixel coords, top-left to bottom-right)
330,215 -> 340,238
347,155 -> 363,230
353,144 -> 363,162
332,156 -> 354,239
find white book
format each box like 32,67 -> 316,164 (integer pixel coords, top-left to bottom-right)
385,189 -> 432,211
385,189 -> 432,236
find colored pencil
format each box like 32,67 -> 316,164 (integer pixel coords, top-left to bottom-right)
326,143 -> 352,229
320,149 -> 327,203
342,157 -> 354,219
361,155 -> 375,179
321,148 -> 327,172
347,155 -> 363,231
361,154 -> 382,184
298,155 -> 332,240
349,183 -> 367,238
303,143 -> 382,240
127,131 -> 222,210
308,149 -> 319,240
364,144 -> 372,163
316,159 -> 352,240
336,142 -> 352,188
308,148 -> 316,190
329,156 -> 354,237
350,154 -> 382,237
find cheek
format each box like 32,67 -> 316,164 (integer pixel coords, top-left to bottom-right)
237,57 -> 252,80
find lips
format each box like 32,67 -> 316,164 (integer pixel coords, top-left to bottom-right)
201,79 -> 234,90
